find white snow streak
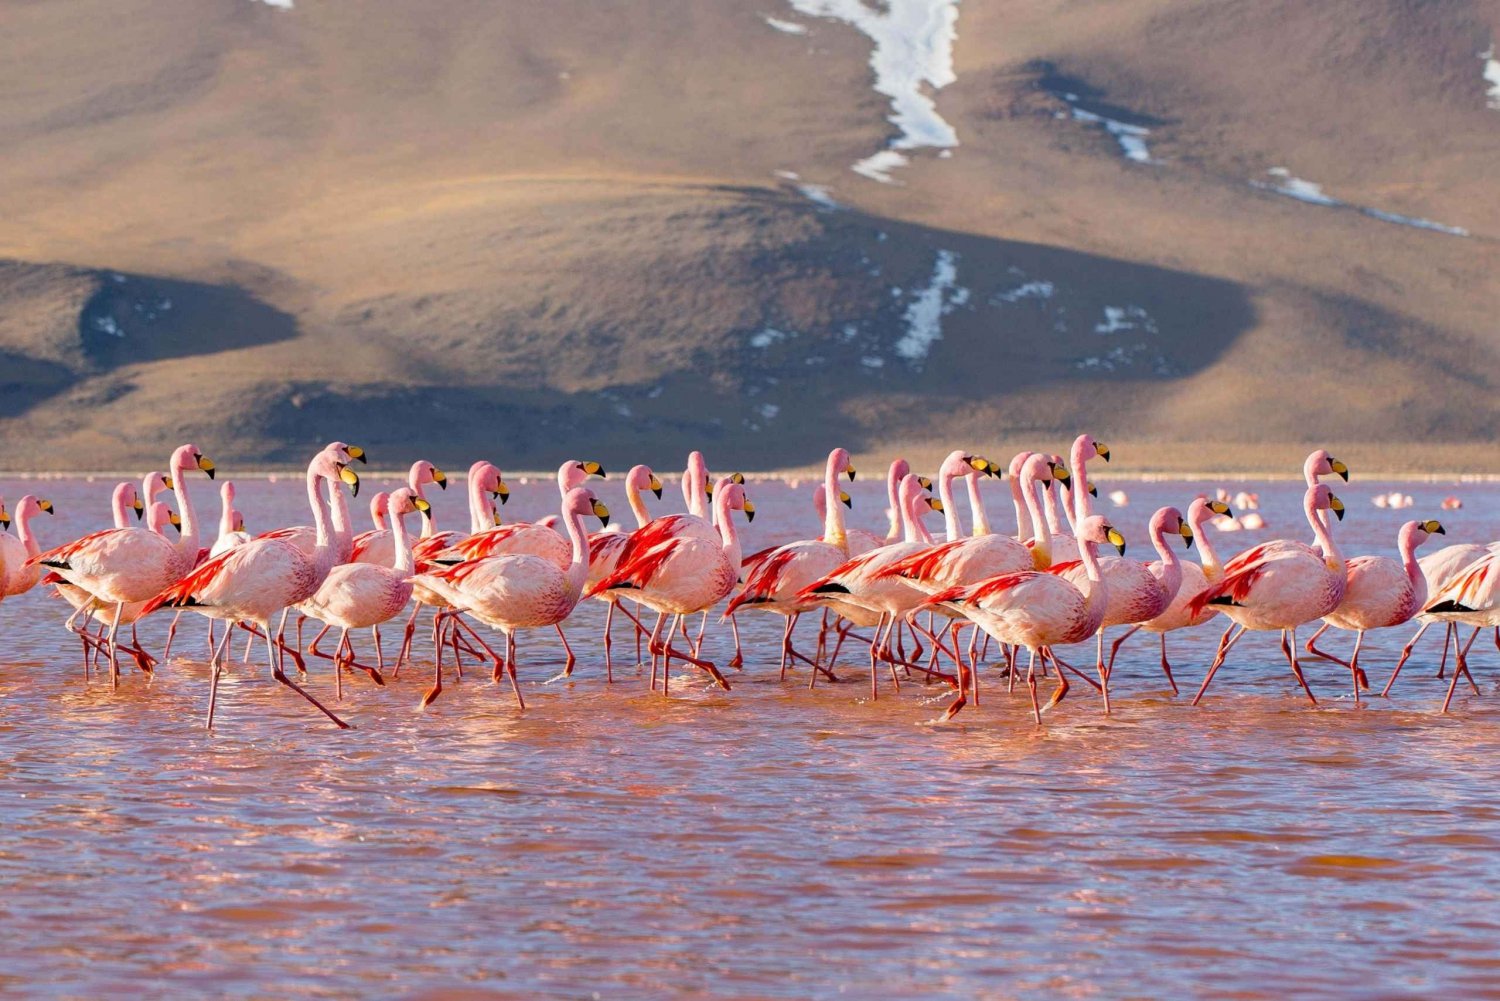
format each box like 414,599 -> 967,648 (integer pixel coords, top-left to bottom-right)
1253,168 -> 1469,237
1483,46 -> 1500,110
252,0 -> 294,8
994,280 -> 1055,304
764,16 -> 808,34
787,0 -> 961,182
893,250 -> 965,365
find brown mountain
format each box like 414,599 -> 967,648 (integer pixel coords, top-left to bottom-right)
2,0 -> 1497,473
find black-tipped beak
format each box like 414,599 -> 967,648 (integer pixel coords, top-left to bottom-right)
846,467 -> 857,482
652,486 -> 663,499
133,500 -> 145,521
743,501 -> 756,523
347,445 -> 368,464
39,499 -> 55,515
582,461 -> 607,479
1088,484 -> 1098,497
1330,458 -> 1349,481
433,470 -> 448,490
340,465 -> 361,498
840,491 -> 853,509
197,453 -> 216,480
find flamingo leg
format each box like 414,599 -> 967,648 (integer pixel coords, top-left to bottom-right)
868,613 -> 888,701
397,602 -> 423,667
264,619 -> 351,729
728,613 -> 744,669
205,622 -> 236,731
1191,623 -> 1246,706
1382,621 -> 1430,697
1437,622 -> 1453,679
1348,631 -> 1365,703
554,624 -> 576,679
106,601 -> 125,691
421,614 -> 447,708
602,601 -> 616,684
647,612 -> 666,691
1106,625 -> 1141,676
163,609 -> 184,661
1282,627 -> 1318,704
1441,627 -> 1484,713
1024,648 -> 1041,725
778,614 -> 795,681
1041,647 -> 1070,714
504,630 -> 525,709
1159,633 -> 1178,695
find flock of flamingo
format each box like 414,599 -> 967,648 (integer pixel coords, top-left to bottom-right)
0,436 -> 1494,730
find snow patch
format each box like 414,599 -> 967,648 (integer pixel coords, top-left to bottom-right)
1094,305 -> 1157,336
1483,46 -> 1500,110
852,150 -> 910,184
1076,343 -> 1170,375
797,184 -> 840,209
749,327 -> 791,349
893,249 -> 965,366
759,403 -> 782,420
764,15 -> 808,34
1253,168 -> 1468,237
993,280 -> 1055,304
787,0 -> 961,182
1059,94 -> 1154,163
860,355 -> 886,368
252,0 -> 294,8
94,316 -> 123,337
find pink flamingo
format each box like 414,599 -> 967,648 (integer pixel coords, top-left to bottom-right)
1378,539 -> 1492,697
209,481 -> 251,557
1301,519 -> 1445,702
585,464 -> 664,681
1056,505 -> 1193,710
142,448 -> 362,730
1188,484 -> 1348,706
396,461 -> 508,667
795,474 -> 943,700
29,444 -> 215,684
589,479 -> 755,694
351,460 -> 447,564
1105,497 -> 1234,693
725,448 -> 858,679
1393,539 -> 1500,711
300,487 -> 432,698
410,487 -> 611,707
0,495 -> 57,599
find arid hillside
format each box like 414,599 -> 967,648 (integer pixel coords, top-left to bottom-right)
2,0 -> 1497,472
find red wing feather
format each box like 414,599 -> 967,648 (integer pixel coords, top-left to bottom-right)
140,549 -> 239,615
876,540 -> 964,582
27,528 -> 119,568
588,538 -> 685,596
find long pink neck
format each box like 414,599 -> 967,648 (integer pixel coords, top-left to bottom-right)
1149,510 -> 1183,598
562,505 -> 591,595
1024,471 -> 1050,564
684,455 -> 709,520
1306,494 -> 1342,567
306,464 -> 333,553
1008,471 -> 1028,542
965,473 -> 992,537
714,491 -> 743,571
1399,524 -> 1425,609
938,465 -> 963,542
1044,479 -> 1068,536
466,469 -> 487,534
390,505 -> 414,576
370,493 -> 389,531
1303,456 -> 1331,535
219,484 -> 237,539
627,471 -> 653,529
168,455 -> 201,557
110,483 -> 133,529
1191,504 -> 1224,575
885,463 -> 904,541
1070,440 -> 1096,524
326,477 -> 354,560
821,454 -> 848,550
15,504 -> 41,555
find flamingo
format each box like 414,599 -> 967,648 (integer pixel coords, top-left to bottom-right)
1188,484 -> 1348,706
300,487 -> 432,697
209,481 -> 252,557
585,463 -> 664,681
1056,505 -> 1193,710
50,500 -> 181,676
1398,542 -> 1500,711
393,461 -> 508,667
28,444 -> 215,684
411,487 -> 611,707
589,479 -> 755,694
0,495 -> 57,598
1378,539 -> 1493,698
795,474 -> 944,699
351,459 -> 447,564
142,448 -> 362,730
1105,497 -> 1234,693
1300,519 -> 1445,702
925,478 -> 1126,726
725,448 -> 858,679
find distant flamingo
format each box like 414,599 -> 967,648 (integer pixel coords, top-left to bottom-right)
585,464 -> 663,680
1105,497 -> 1233,693
590,479 -> 755,694
29,444 -> 214,683
412,487 -> 611,707
1189,484 -> 1348,705
796,474 -> 943,699
301,487 -> 432,698
142,448 -> 361,730
0,495 -> 56,598
1303,519 -> 1444,701
725,448 -> 857,679
926,466 -> 1126,726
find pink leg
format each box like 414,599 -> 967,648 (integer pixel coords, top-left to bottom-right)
1382,621 -> 1430,697
1191,623 -> 1246,706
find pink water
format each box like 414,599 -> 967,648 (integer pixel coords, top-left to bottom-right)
2,474 -> 1499,998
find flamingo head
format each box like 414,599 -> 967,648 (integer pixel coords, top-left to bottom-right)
14,495 -> 54,523
899,474 -> 940,519
1404,519 -> 1446,549
563,487 -> 611,528
1305,449 -> 1350,483
220,481 -> 237,505
1187,497 -> 1233,531
826,447 -> 856,483
560,460 -> 607,491
1308,483 -> 1345,521
471,461 -> 509,504
115,482 -> 145,521
1078,515 -> 1127,556
315,449 -> 360,497
705,472 -> 746,500
712,479 -> 754,523
234,512 -> 246,533
147,501 -> 180,536
145,470 -> 173,498
172,444 -> 216,480
627,464 -> 663,499
324,442 -> 367,467
369,490 -> 389,522
1072,433 -> 1110,467
1152,506 -> 1193,550
410,459 -> 447,493
1026,453 -> 1058,487
388,486 -> 431,521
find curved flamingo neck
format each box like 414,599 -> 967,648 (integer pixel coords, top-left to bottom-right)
627,476 -> 653,529
218,484 -> 237,539
390,505 -> 414,576
1043,479 -> 1067,536
1150,511 -> 1183,596
1070,440 -> 1096,524
168,453 -> 201,556
911,510 -> 935,545
1191,504 -> 1224,575
306,464 -> 334,553
1023,471 -> 1051,565
965,474 -> 992,537
147,502 -> 173,537
370,493 -> 389,531
713,490 -> 743,570
822,454 -> 848,550
684,454 -> 709,520
937,465 -> 963,542
110,483 -> 133,530
1008,473 -> 1028,542
1398,524 -> 1425,604
326,477 -> 354,559
1306,494 -> 1343,567
562,506 -> 591,595
466,464 -> 490,534
14,503 -> 41,554
1079,536 -> 1103,583
885,463 -> 904,541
